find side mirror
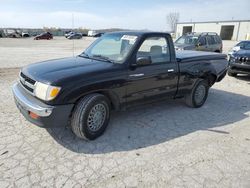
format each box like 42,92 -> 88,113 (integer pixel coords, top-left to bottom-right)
136,56 -> 152,66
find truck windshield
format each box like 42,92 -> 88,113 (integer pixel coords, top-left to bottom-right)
82,33 -> 138,64
175,35 -> 198,45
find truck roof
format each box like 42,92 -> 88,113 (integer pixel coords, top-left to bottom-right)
107,31 -> 171,37
185,32 -> 219,36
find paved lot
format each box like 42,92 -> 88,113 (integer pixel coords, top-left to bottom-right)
0,37 -> 95,68
0,38 -> 250,187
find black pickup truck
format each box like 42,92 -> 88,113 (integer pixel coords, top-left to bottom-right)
12,31 -> 228,140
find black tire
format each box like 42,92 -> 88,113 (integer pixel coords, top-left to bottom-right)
228,71 -> 237,77
71,94 -> 111,140
185,79 -> 209,108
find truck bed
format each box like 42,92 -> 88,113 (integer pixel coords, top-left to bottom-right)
176,51 -> 227,63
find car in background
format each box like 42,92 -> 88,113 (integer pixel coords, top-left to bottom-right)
22,32 -> 30,38
88,30 -> 98,37
6,30 -> 22,38
93,33 -> 104,38
227,41 -> 246,56
81,33 -> 88,37
34,32 -> 53,40
65,31 -> 74,38
175,32 -> 222,53
228,40 -> 250,77
67,33 -> 83,40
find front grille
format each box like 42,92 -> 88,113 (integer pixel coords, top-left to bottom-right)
235,57 -> 250,65
20,72 -> 36,84
21,82 -> 34,92
19,72 -> 36,94
232,67 -> 250,72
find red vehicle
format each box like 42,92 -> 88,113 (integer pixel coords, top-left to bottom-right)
34,32 -> 53,40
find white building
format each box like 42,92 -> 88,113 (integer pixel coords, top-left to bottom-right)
176,20 -> 250,41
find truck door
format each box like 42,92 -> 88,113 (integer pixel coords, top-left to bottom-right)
126,35 -> 178,103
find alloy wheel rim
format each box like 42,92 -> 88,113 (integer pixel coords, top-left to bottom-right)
87,103 -> 106,132
194,85 -> 206,104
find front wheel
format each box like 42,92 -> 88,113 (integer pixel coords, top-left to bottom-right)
185,79 -> 209,108
71,94 -> 111,140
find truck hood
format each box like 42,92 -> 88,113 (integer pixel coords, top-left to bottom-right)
21,56 -> 113,85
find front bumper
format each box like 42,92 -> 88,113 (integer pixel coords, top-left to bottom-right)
12,83 -> 74,128
229,63 -> 250,75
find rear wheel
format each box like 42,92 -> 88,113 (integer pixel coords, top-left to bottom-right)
185,79 -> 209,108
71,94 -> 111,140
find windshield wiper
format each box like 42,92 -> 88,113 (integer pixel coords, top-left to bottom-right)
79,52 -> 90,59
92,55 -> 115,64
79,53 -> 115,64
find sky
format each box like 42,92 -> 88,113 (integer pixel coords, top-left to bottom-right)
0,0 -> 250,31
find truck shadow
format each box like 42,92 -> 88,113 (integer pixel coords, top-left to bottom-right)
47,88 -> 250,154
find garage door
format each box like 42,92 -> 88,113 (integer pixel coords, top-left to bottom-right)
220,25 -> 234,40
182,26 -> 192,35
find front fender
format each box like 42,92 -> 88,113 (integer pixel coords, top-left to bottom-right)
55,79 -> 127,110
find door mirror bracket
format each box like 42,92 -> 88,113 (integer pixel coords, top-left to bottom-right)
132,56 -> 152,67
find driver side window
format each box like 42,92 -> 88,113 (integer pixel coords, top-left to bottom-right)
137,37 -> 170,64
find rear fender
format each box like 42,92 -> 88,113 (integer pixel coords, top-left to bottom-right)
186,62 -> 217,88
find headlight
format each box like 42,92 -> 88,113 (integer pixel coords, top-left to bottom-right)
229,56 -> 235,64
34,82 -> 61,101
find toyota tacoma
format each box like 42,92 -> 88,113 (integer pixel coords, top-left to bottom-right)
12,31 -> 228,140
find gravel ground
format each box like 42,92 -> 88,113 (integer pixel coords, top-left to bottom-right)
0,38 -> 250,187
0,37 -> 95,68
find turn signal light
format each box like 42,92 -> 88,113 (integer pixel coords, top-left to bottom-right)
29,112 -> 39,119
50,88 -> 60,98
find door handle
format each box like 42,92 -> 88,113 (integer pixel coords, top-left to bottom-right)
129,73 -> 145,77
168,69 -> 174,73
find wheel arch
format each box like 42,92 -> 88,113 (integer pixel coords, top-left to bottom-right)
73,90 -> 121,111
199,73 -> 217,87
193,62 -> 217,87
